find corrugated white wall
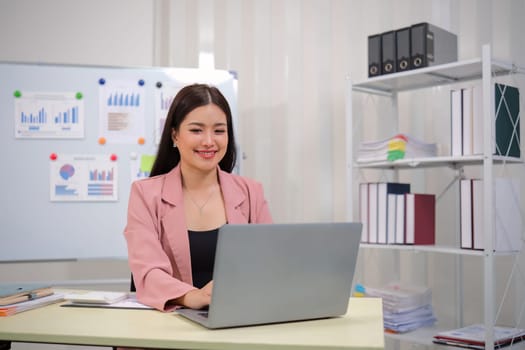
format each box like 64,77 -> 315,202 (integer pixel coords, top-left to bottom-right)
2,0 -> 522,222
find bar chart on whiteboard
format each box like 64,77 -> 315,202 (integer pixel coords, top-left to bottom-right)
49,154 -> 118,202
14,91 -> 85,139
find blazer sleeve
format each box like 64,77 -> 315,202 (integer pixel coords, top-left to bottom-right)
124,180 -> 195,311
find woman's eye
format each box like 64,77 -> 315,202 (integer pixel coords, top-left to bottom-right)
190,129 -> 202,133
215,129 -> 226,134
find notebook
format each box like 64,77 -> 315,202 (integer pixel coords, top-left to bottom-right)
176,222 -> 362,329
0,284 -> 54,306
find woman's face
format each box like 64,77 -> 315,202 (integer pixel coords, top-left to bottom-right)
172,103 -> 228,173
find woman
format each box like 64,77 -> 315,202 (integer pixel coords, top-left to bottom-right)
124,83 -> 272,312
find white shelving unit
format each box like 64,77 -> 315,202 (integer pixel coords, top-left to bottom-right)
347,44 -> 525,350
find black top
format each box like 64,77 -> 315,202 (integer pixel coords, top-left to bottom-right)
188,228 -> 219,289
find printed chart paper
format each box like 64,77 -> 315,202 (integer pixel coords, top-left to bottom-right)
98,79 -> 146,144
50,154 -> 118,202
154,82 -> 183,144
14,91 -> 85,139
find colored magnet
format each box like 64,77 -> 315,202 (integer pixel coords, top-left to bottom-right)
110,154 -> 118,161
228,70 -> 238,79
13,90 -> 22,98
156,81 -> 162,88
49,153 -> 58,161
138,79 -> 145,86
98,78 -> 106,85
98,137 -> 107,145
137,137 -> 145,145
75,92 -> 83,100
129,152 -> 138,160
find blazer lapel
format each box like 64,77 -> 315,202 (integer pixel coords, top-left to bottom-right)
160,166 -> 193,284
219,169 -> 250,224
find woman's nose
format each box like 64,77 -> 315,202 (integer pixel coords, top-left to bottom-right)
202,130 -> 214,145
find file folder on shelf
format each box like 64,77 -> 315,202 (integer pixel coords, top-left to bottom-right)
450,89 -> 463,157
460,179 -> 473,249
377,183 -> 411,244
381,30 -> 396,75
461,178 -> 522,252
368,34 -> 382,77
495,83 -> 520,158
359,183 -> 369,243
450,83 -> 520,158
405,193 -> 435,245
395,27 -> 411,72
410,22 -> 457,69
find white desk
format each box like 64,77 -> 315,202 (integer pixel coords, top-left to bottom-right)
0,297 -> 384,349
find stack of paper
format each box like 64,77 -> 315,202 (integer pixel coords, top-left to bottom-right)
0,283 -> 65,316
355,282 -> 436,333
358,134 -> 438,163
62,291 -> 153,310
433,324 -> 525,349
64,291 -> 128,304
0,293 -> 64,316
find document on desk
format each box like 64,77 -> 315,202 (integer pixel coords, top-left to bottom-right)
0,293 -> 65,316
64,291 -> 129,304
62,293 -> 154,310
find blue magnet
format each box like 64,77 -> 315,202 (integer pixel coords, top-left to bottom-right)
98,78 -> 106,85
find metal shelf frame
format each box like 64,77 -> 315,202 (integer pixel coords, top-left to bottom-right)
346,44 -> 525,350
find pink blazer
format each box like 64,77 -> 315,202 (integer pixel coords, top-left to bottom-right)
124,165 -> 273,311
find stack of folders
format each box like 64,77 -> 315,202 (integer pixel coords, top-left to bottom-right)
0,284 -> 64,316
433,324 -> 525,349
357,134 -> 438,163
368,22 -> 457,77
460,178 -> 522,252
354,282 -> 436,333
359,181 -> 435,246
450,83 -> 520,158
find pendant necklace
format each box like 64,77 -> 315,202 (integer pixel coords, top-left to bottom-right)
185,187 -> 216,215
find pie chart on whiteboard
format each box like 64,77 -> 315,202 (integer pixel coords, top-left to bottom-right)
59,164 -> 75,180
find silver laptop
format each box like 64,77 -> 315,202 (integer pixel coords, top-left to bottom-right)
176,222 -> 362,328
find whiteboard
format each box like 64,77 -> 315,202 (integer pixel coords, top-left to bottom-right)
0,62 -> 237,261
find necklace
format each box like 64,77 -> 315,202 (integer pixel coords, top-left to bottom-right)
184,187 -> 216,215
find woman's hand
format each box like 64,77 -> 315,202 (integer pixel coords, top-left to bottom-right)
175,281 -> 213,309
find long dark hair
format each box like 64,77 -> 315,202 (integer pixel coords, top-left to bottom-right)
150,83 -> 237,177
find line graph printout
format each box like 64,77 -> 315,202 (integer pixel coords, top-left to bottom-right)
99,79 -> 146,144
50,154 -> 118,202
154,82 -> 183,144
14,91 -> 85,139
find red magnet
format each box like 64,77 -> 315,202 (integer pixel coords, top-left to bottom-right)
110,154 -> 118,161
49,153 -> 58,161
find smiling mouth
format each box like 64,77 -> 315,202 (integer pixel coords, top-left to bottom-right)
196,150 -> 217,159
